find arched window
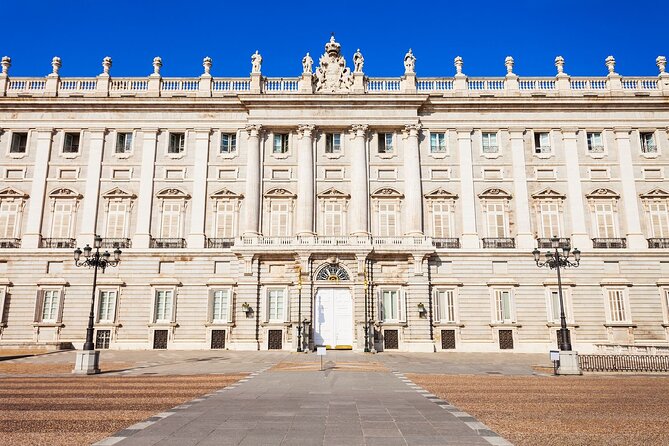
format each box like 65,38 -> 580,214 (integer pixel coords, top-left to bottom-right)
316,264 -> 350,281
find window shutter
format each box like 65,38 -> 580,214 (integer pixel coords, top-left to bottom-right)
377,290 -> 383,321
283,290 -> 289,322
56,290 -> 65,324
228,290 -> 234,323
399,290 -> 406,323
207,289 -> 215,323
263,290 -> 269,323
433,290 -> 441,323
34,290 -> 45,322
110,291 -> 118,324
170,290 -> 177,323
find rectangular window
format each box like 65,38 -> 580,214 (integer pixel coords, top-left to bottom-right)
486,202 -> 507,238
494,289 -> 513,323
115,133 -> 133,153
270,201 -> 290,236
323,201 -> 343,236
482,132 -> 498,153
154,290 -> 173,323
0,201 -> 19,238
63,132 -> 80,153
587,132 -> 604,153
10,132 -> 28,153
381,289 -> 402,322
51,201 -> 74,238
212,289 -> 230,323
215,201 -> 235,238
648,202 -> 669,238
273,134 -> 289,154
640,132 -> 657,153
325,133 -> 341,153
594,202 -> 617,238
430,133 -> 447,153
539,201 -> 561,238
105,202 -> 127,239
160,202 -> 181,238
607,289 -> 627,322
435,289 -> 456,323
378,133 -> 393,153
534,132 -> 551,154
168,133 -> 185,154
41,290 -> 60,322
220,133 -> 237,154
548,290 -> 568,324
267,289 -> 285,322
378,202 -> 398,237
432,201 -> 453,238
98,290 -> 117,322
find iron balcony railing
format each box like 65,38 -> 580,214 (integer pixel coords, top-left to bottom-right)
41,238 -> 76,248
482,237 -> 515,249
432,238 -> 461,249
579,354 -> 669,372
207,238 -> 235,248
536,237 -> 571,250
592,238 -> 627,249
648,238 -> 669,249
150,238 -> 186,249
101,238 -> 132,249
0,238 -> 21,248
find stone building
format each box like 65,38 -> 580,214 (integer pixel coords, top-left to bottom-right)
0,38 -> 669,353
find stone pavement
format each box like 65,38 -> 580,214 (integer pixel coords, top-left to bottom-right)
100,353 -> 513,446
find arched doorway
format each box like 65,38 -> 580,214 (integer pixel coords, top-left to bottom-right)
313,264 -> 353,349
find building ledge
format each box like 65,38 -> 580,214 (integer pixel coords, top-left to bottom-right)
546,323 -> 579,328
604,323 -> 637,328
600,279 -> 633,287
486,278 -> 519,287
489,323 -> 522,328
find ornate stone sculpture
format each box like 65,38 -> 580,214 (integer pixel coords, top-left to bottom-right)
313,35 -> 353,93
555,56 -> 565,75
51,57 -> 62,75
203,57 -> 212,75
1,56 -> 11,75
657,56 -> 667,74
102,57 -> 112,75
505,56 -> 514,74
302,53 -> 313,74
454,56 -> 464,76
152,57 -> 162,75
605,55 -> 616,74
353,49 -> 364,73
251,51 -> 262,74
404,49 -> 415,74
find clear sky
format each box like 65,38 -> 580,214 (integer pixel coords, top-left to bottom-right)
2,0 -> 668,78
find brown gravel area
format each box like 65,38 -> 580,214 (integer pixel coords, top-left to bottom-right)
0,374 -> 245,446
407,374 -> 669,446
0,362 -> 134,375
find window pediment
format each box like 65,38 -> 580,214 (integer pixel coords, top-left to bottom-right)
156,188 -> 191,199
531,187 -> 565,200
478,188 -> 512,199
210,187 -> 244,199
317,187 -> 350,199
586,188 -> 620,199
264,188 -> 296,198
49,188 -> 82,199
424,187 -> 458,199
640,188 -> 669,199
0,187 -> 28,199
102,187 -> 136,200
371,187 -> 404,199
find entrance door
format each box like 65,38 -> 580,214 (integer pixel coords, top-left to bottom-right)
314,288 -> 353,349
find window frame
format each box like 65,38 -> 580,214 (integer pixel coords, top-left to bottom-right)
481,131 -> 499,155
586,131 -> 605,154
0,198 -> 23,239
213,199 -> 237,238
151,288 -> 176,324
430,200 -> 455,239
219,131 -> 238,156
378,132 -> 394,154
434,288 -> 458,324
9,131 -> 28,156
429,132 -> 447,154
379,287 -> 406,323
115,131 -> 135,156
377,201 -> 400,237
61,131 -> 82,158
325,132 -> 342,154
269,199 -> 292,237
322,199 -> 345,236
640,131 -> 658,155
533,131 -> 552,155
485,201 -> 509,238
646,200 -> 669,238
209,287 -> 233,324
545,287 -> 573,324
491,288 -> 515,324
265,287 -> 288,323
537,200 -> 563,239
34,287 -> 65,325
96,288 -> 119,324
167,131 -> 186,156
604,287 -> 632,324
272,133 -> 290,155
159,199 -> 186,239
592,200 -> 619,238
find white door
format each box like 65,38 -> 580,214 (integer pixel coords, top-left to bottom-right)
314,288 -> 353,349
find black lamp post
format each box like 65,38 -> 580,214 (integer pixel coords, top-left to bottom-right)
532,236 -> 580,351
74,235 -> 121,351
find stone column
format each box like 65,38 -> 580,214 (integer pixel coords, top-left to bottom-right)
457,130 -> 479,248
403,124 -> 423,235
187,129 -> 211,248
562,129 -> 591,249
614,128 -> 646,249
23,129 -> 54,248
296,125 -> 315,235
243,125 -> 262,235
509,129 -> 533,248
132,129 -> 158,249
79,129 -> 106,246
349,125 -> 369,236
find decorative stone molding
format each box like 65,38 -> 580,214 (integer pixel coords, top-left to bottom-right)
585,188 -> 620,199
210,187 -> 244,199
424,188 -> 458,200
156,188 -> 190,199
0,187 -> 29,199
531,188 -> 566,200
102,187 -> 136,200
264,188 -> 296,199
478,188 -> 512,200
49,187 -> 82,199
371,187 -> 404,199
640,188 -> 669,199
313,35 -> 353,93
317,187 -> 350,199
349,124 -> 368,139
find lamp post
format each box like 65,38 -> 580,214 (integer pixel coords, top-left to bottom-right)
532,236 -> 580,351
297,264 -> 303,352
72,235 -> 121,374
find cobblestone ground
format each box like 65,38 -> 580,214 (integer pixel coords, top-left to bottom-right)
408,374 -> 669,446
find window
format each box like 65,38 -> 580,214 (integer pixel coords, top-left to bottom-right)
485,202 -> 507,238
648,201 -> 669,237
267,289 -> 285,322
378,202 -> 399,236
154,290 -> 174,323
378,133 -> 393,153
105,202 -> 127,239
431,201 -> 454,238
547,289 -> 568,324
380,289 -> 404,322
593,202 -> 617,238
482,132 -> 498,153
51,200 -> 74,238
664,289 -> 669,322
10,132 -> 28,153
640,132 -> 657,154
325,133 -> 341,153
220,133 -> 237,154
534,132 -> 551,154
0,201 -> 20,238
270,201 -> 291,236
587,132 -> 604,153
168,133 -> 185,154
98,290 -> 117,323
211,289 -> 231,323
493,289 -> 513,323
115,133 -> 133,153
215,201 -> 236,238
538,201 -> 561,238
160,201 -> 182,238
273,134 -> 289,154
434,289 -> 456,323
41,290 -> 60,323
606,289 -> 629,323
63,132 -> 80,154
323,201 -> 344,236
430,133 -> 447,153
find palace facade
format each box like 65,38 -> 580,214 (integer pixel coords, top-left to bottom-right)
1,38 -> 669,353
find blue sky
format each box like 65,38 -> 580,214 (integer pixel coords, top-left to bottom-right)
2,0 -> 668,78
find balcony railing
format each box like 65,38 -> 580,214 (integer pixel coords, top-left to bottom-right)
536,238 -> 571,250
101,238 -> 132,249
150,238 -> 186,249
207,237 -> 235,248
592,238 -> 627,249
648,238 -> 669,249
482,237 -> 515,249
432,238 -> 460,249
41,238 -> 76,248
0,238 -> 21,248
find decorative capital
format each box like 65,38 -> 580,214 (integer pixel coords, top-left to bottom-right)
1,56 -> 11,75
152,56 -> 162,75
51,56 -> 62,75
605,55 -> 616,75
404,49 -> 416,74
245,124 -> 263,137
203,56 -> 212,75
297,124 -> 315,138
101,56 -> 112,76
555,56 -> 565,75
251,50 -> 262,74
657,56 -> 667,74
349,124 -> 369,139
403,123 -> 422,137
454,56 -> 464,76
504,56 -> 514,75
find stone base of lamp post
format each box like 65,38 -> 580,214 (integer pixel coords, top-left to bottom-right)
72,350 -> 100,375
557,350 -> 582,375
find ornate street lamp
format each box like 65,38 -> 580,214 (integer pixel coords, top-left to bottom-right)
532,236 -> 580,351
72,235 -> 121,374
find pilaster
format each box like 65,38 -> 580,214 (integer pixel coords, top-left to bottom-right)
298,73 -> 313,94
187,129 -> 212,248
23,129 -> 54,248
296,125 -> 315,235
250,73 -> 262,94
562,129 -> 591,249
243,125 -> 262,235
79,129 -> 106,246
349,125 -> 370,236
401,73 -> 416,94
614,128 -> 646,249
402,123 -> 423,235
132,129 -> 159,248
509,129 -> 533,248
457,130 -> 479,248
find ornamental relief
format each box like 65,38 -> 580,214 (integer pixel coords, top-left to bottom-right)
313,35 -> 353,93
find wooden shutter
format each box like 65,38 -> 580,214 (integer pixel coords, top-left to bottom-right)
207,289 -> 215,323
399,290 -> 406,323
433,290 -> 440,323
34,290 -> 45,322
56,290 -> 65,324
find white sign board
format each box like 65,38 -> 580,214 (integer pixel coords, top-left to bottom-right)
550,350 -> 560,361
316,346 -> 327,356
